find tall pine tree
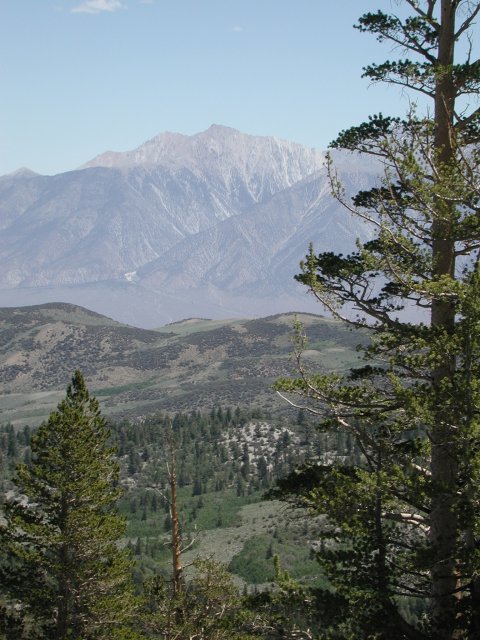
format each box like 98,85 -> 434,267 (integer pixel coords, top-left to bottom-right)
275,2 -> 480,638
0,370 -> 137,639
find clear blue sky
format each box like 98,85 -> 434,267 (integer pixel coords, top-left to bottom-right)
0,0 -> 461,176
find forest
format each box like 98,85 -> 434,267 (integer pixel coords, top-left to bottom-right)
2,1 -> 480,638
0,373 -> 349,639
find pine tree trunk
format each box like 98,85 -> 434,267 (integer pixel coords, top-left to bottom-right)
169,446 -> 183,597
56,495 -> 70,640
430,2 -> 460,637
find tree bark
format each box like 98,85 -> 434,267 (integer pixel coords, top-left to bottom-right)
429,2 -> 461,637
169,442 -> 183,597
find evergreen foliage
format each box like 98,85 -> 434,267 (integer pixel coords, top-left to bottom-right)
143,557 -> 254,639
0,371 -> 137,639
0,401 -> 327,638
275,2 -> 480,639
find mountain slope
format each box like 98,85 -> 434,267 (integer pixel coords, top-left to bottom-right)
0,126 -> 377,326
0,303 -> 363,426
138,165 -> 375,295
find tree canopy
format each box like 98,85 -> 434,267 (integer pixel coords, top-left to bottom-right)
0,370 -> 137,640
275,2 -> 480,639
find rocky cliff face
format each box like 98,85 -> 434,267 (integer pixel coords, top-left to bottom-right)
0,126 -> 377,327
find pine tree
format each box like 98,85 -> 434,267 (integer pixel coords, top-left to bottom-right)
275,2 -> 480,639
143,558 -> 251,640
0,370 -> 137,639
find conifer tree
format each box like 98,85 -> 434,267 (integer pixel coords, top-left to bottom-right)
275,2 -> 480,638
143,558 -> 252,640
0,370 -> 137,639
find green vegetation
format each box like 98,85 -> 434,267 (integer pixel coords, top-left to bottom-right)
0,308 -> 360,426
0,403 -> 328,591
142,558 -> 255,640
275,2 -> 480,638
229,531 -> 324,586
0,387 -> 328,639
110,408 -> 328,589
0,371 -> 137,639
3,3 -> 480,638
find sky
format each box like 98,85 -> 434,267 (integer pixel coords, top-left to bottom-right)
1,0 -> 477,176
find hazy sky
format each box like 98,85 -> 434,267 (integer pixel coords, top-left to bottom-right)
1,0 -> 472,176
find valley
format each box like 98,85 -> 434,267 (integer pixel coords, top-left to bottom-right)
0,302 -> 362,596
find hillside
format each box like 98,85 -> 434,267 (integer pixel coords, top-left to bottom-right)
0,302 -> 363,425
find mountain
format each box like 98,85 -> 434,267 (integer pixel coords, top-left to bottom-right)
137,170 -> 370,295
0,126 -> 378,327
0,303 -> 363,426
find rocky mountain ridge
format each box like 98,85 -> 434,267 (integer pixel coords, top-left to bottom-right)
0,125 -> 378,327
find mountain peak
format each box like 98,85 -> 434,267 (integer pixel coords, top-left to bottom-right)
204,123 -> 237,134
79,125 -> 324,173
3,167 -> 40,179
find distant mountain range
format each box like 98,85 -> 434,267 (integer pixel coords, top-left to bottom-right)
0,125 -> 379,327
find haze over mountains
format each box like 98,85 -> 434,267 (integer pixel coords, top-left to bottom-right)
0,125 -> 377,328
